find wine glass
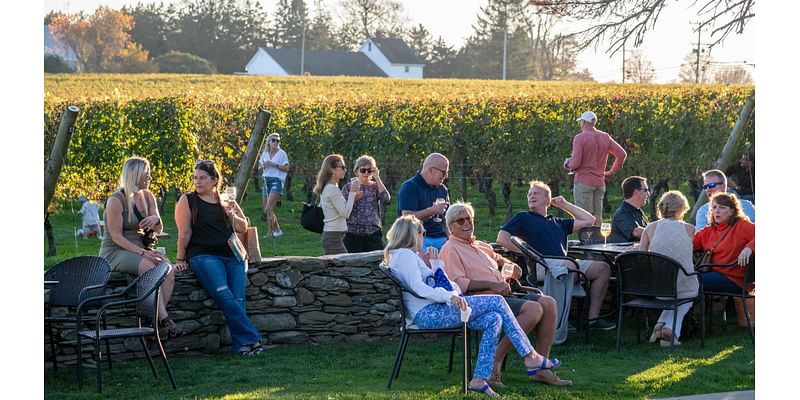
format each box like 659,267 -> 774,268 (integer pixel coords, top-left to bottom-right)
565,157 -> 574,175
224,187 -> 237,205
600,223 -> 612,246
432,198 -> 446,222
501,263 -> 515,280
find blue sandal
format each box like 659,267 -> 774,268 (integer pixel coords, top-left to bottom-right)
468,383 -> 500,397
527,357 -> 562,378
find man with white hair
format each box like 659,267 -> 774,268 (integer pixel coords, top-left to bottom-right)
564,111 -> 627,225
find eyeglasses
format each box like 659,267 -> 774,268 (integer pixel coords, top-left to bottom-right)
359,168 -> 374,174
703,182 -> 724,190
333,164 -> 345,170
271,138 -> 280,143
638,187 -> 650,193
452,216 -> 472,226
432,166 -> 448,177
418,230 -> 426,237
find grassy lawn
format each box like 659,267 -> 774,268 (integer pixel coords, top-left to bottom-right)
44,178 -> 753,399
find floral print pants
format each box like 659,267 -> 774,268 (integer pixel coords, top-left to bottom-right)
414,294 -> 534,379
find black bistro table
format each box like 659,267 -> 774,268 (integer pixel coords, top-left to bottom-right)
568,242 -> 640,265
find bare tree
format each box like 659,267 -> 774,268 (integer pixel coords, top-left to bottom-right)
335,0 -> 407,49
678,51 -> 714,83
713,64 -> 753,84
532,0 -> 755,55
624,50 -> 655,83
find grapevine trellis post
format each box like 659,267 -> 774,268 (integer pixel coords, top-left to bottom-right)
44,105 -> 80,257
689,91 -> 755,221
232,109 -> 272,202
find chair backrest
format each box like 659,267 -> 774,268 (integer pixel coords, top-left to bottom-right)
577,226 -> 604,245
378,264 -> 417,329
509,236 -> 545,285
134,263 -> 171,320
744,256 -> 755,287
44,256 -> 111,307
615,251 -> 682,298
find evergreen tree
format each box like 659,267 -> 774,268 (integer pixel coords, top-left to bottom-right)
426,36 -> 458,78
405,24 -> 433,63
124,2 -> 176,59
306,0 -> 338,50
272,0 -> 309,48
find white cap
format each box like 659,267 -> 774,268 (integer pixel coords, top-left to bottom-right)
576,111 -> 597,122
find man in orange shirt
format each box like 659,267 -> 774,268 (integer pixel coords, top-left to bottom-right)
440,202 -> 571,388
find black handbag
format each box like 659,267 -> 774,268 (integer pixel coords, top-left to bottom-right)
300,196 -> 324,234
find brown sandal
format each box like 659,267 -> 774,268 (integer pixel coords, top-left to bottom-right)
487,371 -> 505,388
160,317 -> 186,338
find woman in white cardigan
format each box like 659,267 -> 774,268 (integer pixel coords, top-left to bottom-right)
384,215 -> 564,396
313,154 -> 360,254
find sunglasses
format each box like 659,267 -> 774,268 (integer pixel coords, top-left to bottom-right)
333,164 -> 345,170
271,139 -> 280,143
452,217 -> 472,226
359,168 -> 374,174
703,181 -> 724,190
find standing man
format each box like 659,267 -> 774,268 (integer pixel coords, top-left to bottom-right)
564,111 -> 627,225
396,153 -> 450,251
695,169 -> 756,230
440,202 -> 571,387
609,176 -> 649,243
497,181 -> 616,330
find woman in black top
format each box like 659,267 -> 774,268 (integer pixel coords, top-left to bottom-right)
174,160 -> 264,356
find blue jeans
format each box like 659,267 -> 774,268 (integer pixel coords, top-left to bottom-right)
414,295 -> 534,380
702,271 -> 742,294
189,254 -> 261,353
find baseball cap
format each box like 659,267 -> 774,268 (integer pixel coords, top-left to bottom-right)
576,111 -> 597,122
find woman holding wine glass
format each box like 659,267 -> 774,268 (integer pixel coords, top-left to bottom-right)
340,155 -> 391,253
174,159 -> 264,355
314,154 -> 359,255
100,156 -> 185,338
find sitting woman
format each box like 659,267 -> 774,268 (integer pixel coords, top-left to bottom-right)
384,215 -> 562,396
694,192 -> 755,293
174,160 -> 264,356
100,156 -> 185,338
639,190 -> 697,346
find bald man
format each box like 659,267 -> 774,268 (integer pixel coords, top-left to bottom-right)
396,153 -> 451,251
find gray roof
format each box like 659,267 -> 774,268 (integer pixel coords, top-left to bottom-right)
263,48 -> 387,77
371,38 -> 423,65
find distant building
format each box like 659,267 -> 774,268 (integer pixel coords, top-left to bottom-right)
44,24 -> 78,70
244,38 -> 424,79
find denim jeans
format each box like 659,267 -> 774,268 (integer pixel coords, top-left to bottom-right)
189,254 -> 261,353
414,294 -> 534,380
702,271 -> 742,294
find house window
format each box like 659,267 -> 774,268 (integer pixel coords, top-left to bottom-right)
368,42 -> 372,51
404,66 -> 409,73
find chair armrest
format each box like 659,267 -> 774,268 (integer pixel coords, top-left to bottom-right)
77,283 -> 108,303
697,260 -> 738,272
510,279 -> 542,295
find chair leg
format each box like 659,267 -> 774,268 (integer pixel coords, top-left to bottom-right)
447,332 -> 456,373
669,307 -> 678,352
744,297 -> 755,344
700,296 -> 705,349
103,316 -> 112,370
387,333 -> 408,388
76,331 -> 83,389
95,338 -> 103,393
615,305 -> 624,352
47,322 -> 57,372
153,336 -> 177,389
139,337 -> 159,378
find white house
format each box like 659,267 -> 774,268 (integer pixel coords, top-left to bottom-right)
244,38 -> 424,78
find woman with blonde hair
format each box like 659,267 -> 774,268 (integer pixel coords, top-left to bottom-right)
639,190 -> 696,346
384,215 -> 563,396
258,132 -> 289,237
314,154 -> 359,254
340,155 -> 390,252
100,156 -> 185,338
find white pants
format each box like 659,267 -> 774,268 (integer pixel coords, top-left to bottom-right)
657,302 -> 693,339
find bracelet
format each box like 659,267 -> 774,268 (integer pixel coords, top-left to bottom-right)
176,258 -> 185,262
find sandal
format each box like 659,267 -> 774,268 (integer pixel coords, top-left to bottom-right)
160,317 -> 187,339
649,323 -> 665,343
239,343 -> 266,356
526,357 -> 561,378
487,371 -> 505,388
468,383 -> 500,397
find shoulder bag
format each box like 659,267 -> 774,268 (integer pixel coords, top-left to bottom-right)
695,222 -> 735,270
301,194 -> 324,234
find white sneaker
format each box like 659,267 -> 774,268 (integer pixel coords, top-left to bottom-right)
75,229 -> 83,237
272,230 -> 283,238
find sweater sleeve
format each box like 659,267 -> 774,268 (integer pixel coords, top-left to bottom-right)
327,184 -> 356,219
392,249 -> 457,304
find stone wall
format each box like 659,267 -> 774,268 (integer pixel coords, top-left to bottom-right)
45,251 -> 402,365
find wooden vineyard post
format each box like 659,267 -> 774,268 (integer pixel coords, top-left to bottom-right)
233,109 -> 272,202
44,105 -> 80,218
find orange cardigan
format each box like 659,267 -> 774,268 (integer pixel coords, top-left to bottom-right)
693,220 -> 755,288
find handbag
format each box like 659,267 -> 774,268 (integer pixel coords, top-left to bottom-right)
301,195 -> 324,234
695,223 -> 734,270
132,202 -> 158,250
228,232 -> 248,262
245,226 -> 261,262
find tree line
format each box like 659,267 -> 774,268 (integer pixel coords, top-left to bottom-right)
46,0 -> 592,80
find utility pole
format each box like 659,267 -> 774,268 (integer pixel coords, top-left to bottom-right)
691,22 -> 708,83
502,2 -> 508,80
297,9 -> 305,75
621,31 -> 626,83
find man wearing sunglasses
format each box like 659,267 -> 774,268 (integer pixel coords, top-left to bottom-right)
695,169 -> 755,230
609,176 -> 649,243
440,202 -> 571,387
397,153 -> 451,251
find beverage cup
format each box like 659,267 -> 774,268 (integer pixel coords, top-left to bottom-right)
501,263 -> 515,279
460,306 -> 472,323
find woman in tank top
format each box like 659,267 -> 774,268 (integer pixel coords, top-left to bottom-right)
639,190 -> 697,346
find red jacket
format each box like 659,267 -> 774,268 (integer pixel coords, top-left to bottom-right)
693,220 -> 755,288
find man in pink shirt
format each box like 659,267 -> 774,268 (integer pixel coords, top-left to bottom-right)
440,202 -> 571,388
564,111 -> 627,225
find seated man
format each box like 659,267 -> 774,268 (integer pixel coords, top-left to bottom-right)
440,202 -> 571,387
496,180 -> 615,330
609,176 -> 649,243
695,169 -> 755,230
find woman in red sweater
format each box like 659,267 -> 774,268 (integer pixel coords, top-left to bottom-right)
693,192 -> 755,293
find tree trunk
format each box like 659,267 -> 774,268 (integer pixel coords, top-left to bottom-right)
480,169 -> 496,217
459,156 -> 468,202
501,181 -> 513,221
44,105 -> 80,219
45,213 -> 56,257
689,92 -> 755,221
232,109 -> 271,203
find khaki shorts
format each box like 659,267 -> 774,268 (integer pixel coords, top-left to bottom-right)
573,183 -> 605,217
532,258 -> 595,282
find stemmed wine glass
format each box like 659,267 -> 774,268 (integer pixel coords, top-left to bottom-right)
600,223 -> 612,246
432,198 -> 446,222
224,187 -> 237,205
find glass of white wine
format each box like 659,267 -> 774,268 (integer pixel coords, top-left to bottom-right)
224,187 -> 237,205
600,223 -> 612,246
501,263 -> 515,280
432,198 -> 446,222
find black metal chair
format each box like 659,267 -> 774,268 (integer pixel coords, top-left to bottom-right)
77,263 -> 177,392
378,264 -> 469,394
509,236 -> 593,342
698,257 -> 754,344
577,226 -> 605,245
614,251 -> 705,352
44,256 -> 112,373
